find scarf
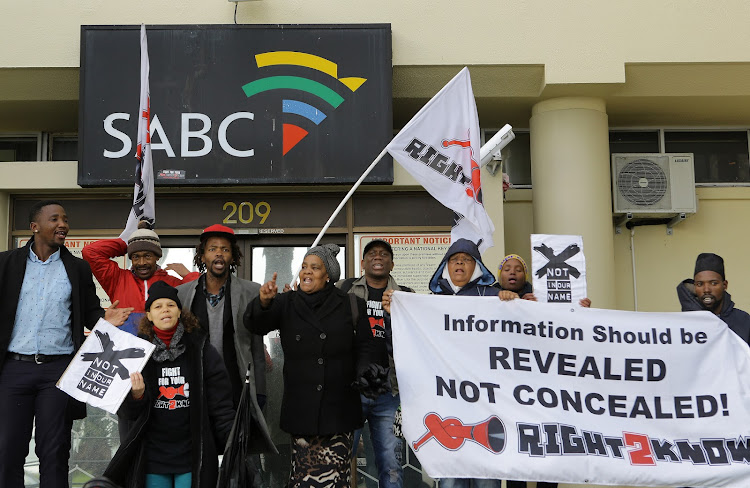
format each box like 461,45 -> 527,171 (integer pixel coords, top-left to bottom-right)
151,322 -> 187,362
296,281 -> 336,315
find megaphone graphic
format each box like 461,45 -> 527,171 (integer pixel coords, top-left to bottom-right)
412,413 -> 506,454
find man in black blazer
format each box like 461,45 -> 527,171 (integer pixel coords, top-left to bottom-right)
0,200 -> 131,488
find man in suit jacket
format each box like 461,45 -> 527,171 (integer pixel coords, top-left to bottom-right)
0,200 -> 131,488
176,224 -> 274,453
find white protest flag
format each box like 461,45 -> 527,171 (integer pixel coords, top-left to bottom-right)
57,319 -> 155,414
119,24 -> 156,241
386,68 -> 495,252
391,292 -> 750,487
531,234 -> 588,305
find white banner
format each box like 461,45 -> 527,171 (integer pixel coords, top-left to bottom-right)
386,67 -> 494,252
57,319 -> 155,414
531,234 -> 587,305
391,292 -> 750,487
120,24 -> 156,241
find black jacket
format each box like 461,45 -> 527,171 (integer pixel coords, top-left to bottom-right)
0,237 -> 104,419
677,279 -> 750,345
245,284 -> 373,436
103,327 -> 235,488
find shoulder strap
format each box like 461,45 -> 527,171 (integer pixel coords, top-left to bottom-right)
348,292 -> 359,333
340,277 -> 357,293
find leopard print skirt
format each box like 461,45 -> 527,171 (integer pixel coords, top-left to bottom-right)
289,432 -> 353,488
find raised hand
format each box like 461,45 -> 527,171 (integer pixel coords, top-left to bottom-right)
165,263 -> 191,278
105,300 -> 134,326
259,272 -> 278,308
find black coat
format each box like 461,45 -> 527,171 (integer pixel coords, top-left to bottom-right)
677,279 -> 750,345
103,328 -> 235,488
245,285 -> 374,436
0,237 -> 104,419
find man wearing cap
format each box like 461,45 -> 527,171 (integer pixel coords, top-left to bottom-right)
82,221 -> 201,335
677,252 -> 750,344
0,200 -> 131,488
176,225 -> 267,411
336,239 -> 413,488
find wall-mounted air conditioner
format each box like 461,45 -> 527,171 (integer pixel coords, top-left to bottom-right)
611,153 -> 696,216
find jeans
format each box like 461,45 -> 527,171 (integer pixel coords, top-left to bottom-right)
353,393 -> 403,488
438,479 -> 502,488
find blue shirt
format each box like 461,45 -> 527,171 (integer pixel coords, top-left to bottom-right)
8,245 -> 74,355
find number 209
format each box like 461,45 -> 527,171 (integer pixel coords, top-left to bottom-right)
223,201 -> 271,224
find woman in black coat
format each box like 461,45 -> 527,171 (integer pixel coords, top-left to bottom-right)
103,281 -> 235,488
245,243 -> 375,488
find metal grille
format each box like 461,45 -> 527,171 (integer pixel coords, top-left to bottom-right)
617,158 -> 668,206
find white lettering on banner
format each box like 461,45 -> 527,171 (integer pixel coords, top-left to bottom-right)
102,111 -> 256,158
390,293 -> 750,487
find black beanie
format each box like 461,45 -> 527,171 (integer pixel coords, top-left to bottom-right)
145,281 -> 182,311
694,253 -> 725,279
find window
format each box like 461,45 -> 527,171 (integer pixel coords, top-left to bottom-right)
609,131 -> 660,155
50,135 -> 78,161
664,131 -> 750,184
0,135 -> 39,162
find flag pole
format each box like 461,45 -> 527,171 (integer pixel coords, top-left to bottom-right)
310,146 -> 389,250
287,146 -> 389,287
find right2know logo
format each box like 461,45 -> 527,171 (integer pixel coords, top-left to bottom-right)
412,413 -> 506,454
517,422 -> 750,466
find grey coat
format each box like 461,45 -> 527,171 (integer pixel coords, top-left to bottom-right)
177,275 -> 275,452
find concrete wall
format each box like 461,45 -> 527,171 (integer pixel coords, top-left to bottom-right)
4,1 -> 750,82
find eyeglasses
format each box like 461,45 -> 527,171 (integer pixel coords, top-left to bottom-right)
448,255 -> 475,264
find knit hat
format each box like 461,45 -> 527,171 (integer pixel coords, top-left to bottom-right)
694,252 -> 725,279
200,224 -> 236,243
127,221 -> 162,258
305,243 -> 341,282
145,280 -> 182,311
363,239 -> 393,259
499,254 -> 529,279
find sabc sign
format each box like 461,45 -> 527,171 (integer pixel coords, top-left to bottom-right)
79,25 -> 392,186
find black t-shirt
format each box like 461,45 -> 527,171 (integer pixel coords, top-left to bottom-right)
144,353 -> 192,474
366,284 -> 389,367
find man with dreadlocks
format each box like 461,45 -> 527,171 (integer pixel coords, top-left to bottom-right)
176,225 -> 269,412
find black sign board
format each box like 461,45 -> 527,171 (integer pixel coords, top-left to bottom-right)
79,25 -> 393,186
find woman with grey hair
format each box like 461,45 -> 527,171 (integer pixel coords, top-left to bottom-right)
244,243 -> 377,488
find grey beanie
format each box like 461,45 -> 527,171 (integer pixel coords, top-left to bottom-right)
305,243 -> 341,282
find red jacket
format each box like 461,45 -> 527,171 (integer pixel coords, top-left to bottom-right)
82,238 -> 200,313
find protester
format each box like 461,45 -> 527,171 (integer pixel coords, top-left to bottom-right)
385,238 -> 501,488
677,252 -> 750,344
103,281 -> 235,488
0,200 -> 131,488
245,243 -> 377,488
498,254 -> 591,308
498,253 -> 589,488
337,239 -> 414,488
177,224 -> 269,412
82,220 -> 201,334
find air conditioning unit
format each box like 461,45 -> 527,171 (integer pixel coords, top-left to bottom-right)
611,153 -> 696,216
